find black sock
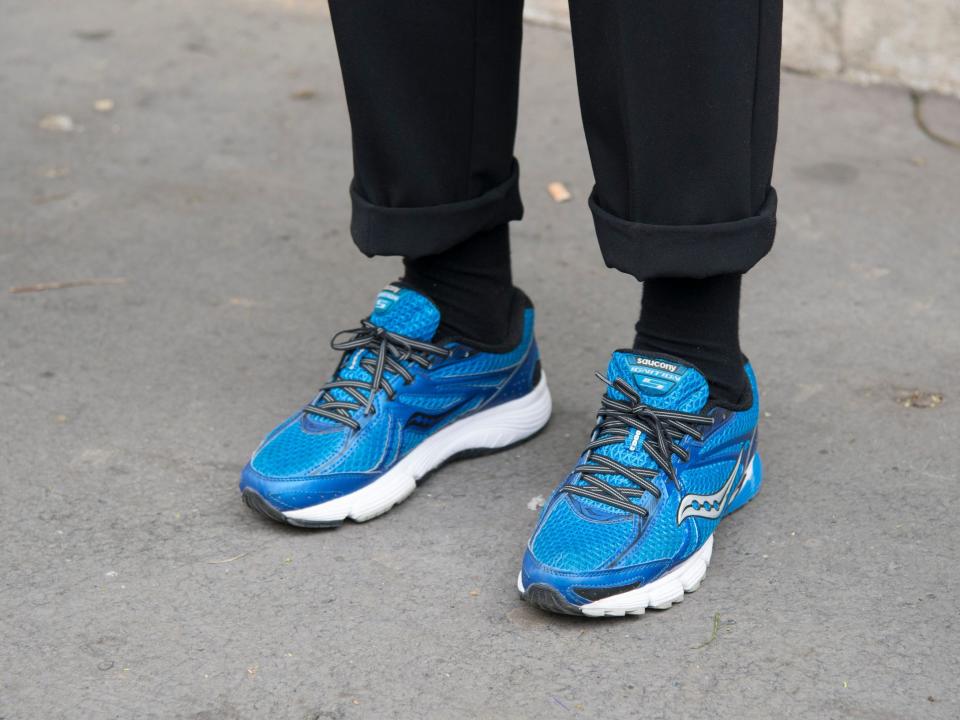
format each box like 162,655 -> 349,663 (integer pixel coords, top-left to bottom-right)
401,224 -> 514,345
633,274 -> 749,407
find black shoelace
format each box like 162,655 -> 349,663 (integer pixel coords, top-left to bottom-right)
304,319 -> 451,430
561,374 -> 714,517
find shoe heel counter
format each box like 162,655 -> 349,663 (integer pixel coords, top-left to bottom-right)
498,311 -> 543,401
528,318 -> 543,388
523,308 -> 543,390
744,362 -> 761,418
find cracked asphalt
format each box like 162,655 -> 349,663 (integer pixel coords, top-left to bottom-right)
2,1 -> 959,718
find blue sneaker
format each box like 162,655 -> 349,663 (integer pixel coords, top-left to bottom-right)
241,284 -> 551,527
519,351 -> 761,616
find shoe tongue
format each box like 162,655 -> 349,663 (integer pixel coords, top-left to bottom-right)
562,350 -> 712,520
606,350 -> 710,414
303,284 -> 441,431
368,283 -> 441,342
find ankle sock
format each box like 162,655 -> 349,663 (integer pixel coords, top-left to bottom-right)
401,224 -> 515,346
633,274 -> 749,407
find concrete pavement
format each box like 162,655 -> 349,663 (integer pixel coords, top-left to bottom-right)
2,1 -> 959,718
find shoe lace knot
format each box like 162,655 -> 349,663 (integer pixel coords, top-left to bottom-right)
303,319 -> 451,429
561,373 -> 714,516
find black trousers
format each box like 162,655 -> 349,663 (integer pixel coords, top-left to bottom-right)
328,1 -> 782,282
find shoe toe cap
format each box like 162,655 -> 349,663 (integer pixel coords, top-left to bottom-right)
522,496 -> 682,607
528,496 -> 639,574
239,462 -> 347,512
249,414 -> 346,479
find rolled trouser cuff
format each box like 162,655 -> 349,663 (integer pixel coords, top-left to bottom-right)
591,187 -> 778,280
350,159 -> 524,259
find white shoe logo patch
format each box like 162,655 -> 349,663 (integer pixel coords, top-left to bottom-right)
676,448 -> 744,524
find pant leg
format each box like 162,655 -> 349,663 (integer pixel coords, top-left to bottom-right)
328,0 -> 525,259
567,0 -> 783,280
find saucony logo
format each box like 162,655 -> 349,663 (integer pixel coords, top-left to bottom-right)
676,448 -> 745,524
633,357 -> 679,373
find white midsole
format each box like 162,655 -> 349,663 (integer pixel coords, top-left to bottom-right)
580,535 -> 714,615
284,373 -> 552,523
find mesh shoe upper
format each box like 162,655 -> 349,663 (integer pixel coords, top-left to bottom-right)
241,284 -> 541,511
523,350 -> 759,602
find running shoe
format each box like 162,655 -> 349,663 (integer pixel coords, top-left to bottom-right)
519,350 -> 760,616
241,283 -> 551,527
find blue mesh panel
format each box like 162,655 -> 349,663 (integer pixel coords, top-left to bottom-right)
614,491 -> 688,568
430,312 -> 534,379
369,286 -> 441,341
393,393 -> 465,410
531,497 -> 639,572
399,426 -> 429,458
251,418 -> 346,478
327,409 -> 397,473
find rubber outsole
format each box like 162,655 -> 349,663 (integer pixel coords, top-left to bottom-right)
523,584 -> 585,616
242,488 -> 344,528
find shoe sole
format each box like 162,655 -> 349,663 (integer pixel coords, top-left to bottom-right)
244,373 -> 552,528
518,454 -> 761,617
